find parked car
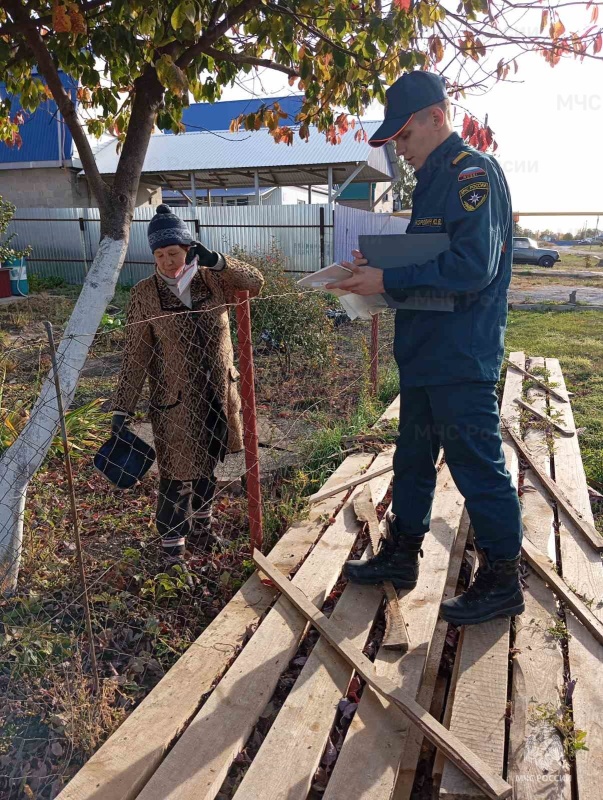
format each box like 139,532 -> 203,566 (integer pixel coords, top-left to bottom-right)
512,237 -> 560,268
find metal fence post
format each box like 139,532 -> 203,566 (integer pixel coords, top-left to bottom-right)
235,291 -> 264,552
370,314 -> 379,396
44,321 -> 100,693
78,217 -> 89,275
319,206 -> 326,269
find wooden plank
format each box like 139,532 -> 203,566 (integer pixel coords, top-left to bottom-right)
514,398 -> 574,437
323,467 -> 466,800
135,450 -> 394,800
253,551 -> 513,800
439,351 -> 524,800
57,452 -> 371,800
507,360 -> 571,799
392,511 -> 471,800
546,358 -> 603,800
378,394 -> 401,424
433,627 -> 466,794
503,358 -> 569,403
309,462 -> 393,505
502,422 -> 603,552
522,537 -> 603,647
354,485 -> 409,651
232,543 -> 384,800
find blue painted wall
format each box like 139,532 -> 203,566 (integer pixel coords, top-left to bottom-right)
0,71 -> 78,163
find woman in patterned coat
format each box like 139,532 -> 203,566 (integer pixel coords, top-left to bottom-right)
108,204 -> 264,567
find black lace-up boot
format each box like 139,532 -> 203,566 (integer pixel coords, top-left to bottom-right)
439,548 -> 525,626
343,513 -> 424,590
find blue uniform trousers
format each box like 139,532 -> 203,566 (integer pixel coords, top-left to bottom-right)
392,382 -> 522,561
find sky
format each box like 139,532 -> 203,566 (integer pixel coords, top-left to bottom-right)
216,7 -> 603,235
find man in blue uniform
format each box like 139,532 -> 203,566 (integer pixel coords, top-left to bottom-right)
328,71 -> 524,626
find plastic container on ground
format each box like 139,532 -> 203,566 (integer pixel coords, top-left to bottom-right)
5,257 -> 29,296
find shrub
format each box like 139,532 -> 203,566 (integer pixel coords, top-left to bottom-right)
0,195 -> 31,264
28,274 -> 66,292
231,241 -> 332,376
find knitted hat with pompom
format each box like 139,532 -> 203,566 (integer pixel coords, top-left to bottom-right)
147,204 -> 193,252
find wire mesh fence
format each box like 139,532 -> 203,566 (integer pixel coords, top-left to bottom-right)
0,245 -> 399,799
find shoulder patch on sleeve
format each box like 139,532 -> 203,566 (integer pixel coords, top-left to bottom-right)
459,181 -> 490,212
451,150 -> 472,165
458,165 -> 487,182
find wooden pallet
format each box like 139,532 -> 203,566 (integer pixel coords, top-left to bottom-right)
437,355 -> 603,800
59,366 -> 603,800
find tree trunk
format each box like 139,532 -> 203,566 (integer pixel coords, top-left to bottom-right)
0,64 -> 164,594
0,236 -> 129,593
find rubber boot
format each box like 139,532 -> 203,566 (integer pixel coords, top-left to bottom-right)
439,548 -> 525,626
343,513 -> 423,590
188,515 -> 228,551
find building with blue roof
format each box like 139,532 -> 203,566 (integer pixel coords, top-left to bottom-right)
1,85 -> 397,211
0,71 -> 95,207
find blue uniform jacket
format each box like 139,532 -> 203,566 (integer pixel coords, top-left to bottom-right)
382,132 -> 513,386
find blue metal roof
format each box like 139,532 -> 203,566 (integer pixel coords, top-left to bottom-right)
164,95 -> 304,134
90,121 -> 398,187
0,71 -> 78,165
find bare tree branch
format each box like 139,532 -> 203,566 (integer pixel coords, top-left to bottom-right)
202,45 -> 300,77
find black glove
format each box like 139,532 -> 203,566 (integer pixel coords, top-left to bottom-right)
186,241 -> 223,270
111,412 -> 131,438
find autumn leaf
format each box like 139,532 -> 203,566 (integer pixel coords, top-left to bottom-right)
595,33 -> 603,54
394,0 -> 412,11
430,35 -> 444,63
550,19 -> 566,40
52,1 -> 72,33
540,10 -> 549,34
155,54 -> 188,96
68,2 -> 87,35
461,113 -> 475,139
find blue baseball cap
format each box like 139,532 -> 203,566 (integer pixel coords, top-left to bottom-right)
369,71 -> 448,148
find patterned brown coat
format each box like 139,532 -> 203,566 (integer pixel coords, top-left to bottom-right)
109,257 -> 264,480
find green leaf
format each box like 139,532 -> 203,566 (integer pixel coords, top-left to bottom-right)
171,2 -> 189,30
183,0 -> 197,24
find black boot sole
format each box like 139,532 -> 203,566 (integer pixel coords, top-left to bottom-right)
344,572 -> 418,591
438,600 -> 525,627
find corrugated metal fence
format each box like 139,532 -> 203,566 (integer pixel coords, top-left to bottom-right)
6,205 -> 334,285
5,204 -> 409,286
333,205 -> 409,263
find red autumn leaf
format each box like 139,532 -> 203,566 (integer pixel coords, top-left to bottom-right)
461,113 -> 473,139
394,0 -> 412,10
595,32 -> 602,54
591,5 -> 599,23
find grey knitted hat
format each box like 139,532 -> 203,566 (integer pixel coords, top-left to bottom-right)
147,204 -> 193,252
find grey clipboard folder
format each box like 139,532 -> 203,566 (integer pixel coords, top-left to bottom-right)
358,233 -> 454,312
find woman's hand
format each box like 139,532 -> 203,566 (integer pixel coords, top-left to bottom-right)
325,250 -> 384,295
187,241 -> 222,269
111,412 -> 130,438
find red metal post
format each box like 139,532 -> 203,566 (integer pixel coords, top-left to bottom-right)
235,290 -> 263,552
370,314 -> 379,396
